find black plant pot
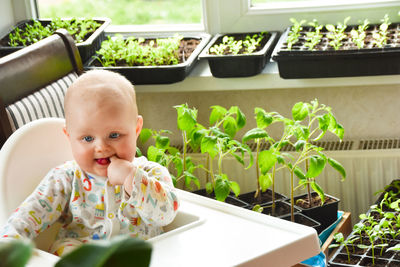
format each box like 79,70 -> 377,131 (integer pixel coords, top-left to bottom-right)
191,188 -> 249,208
281,213 -> 321,233
0,18 -> 110,63
294,192 -> 339,233
272,23 -> 400,79
237,189 -> 287,207
198,31 -> 280,78
84,32 -> 211,85
260,200 -> 301,218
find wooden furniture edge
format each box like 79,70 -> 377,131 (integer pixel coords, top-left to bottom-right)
292,211 -> 352,267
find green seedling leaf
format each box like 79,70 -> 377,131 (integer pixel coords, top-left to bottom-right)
259,173 -> 272,192
201,136 -> 218,158
306,155 -> 327,178
147,146 -> 164,164
328,158 -> 346,180
0,239 -> 33,267
205,182 -> 213,195
223,116 -> 238,138
155,135 -> 170,149
209,105 -> 227,125
294,166 -> 307,181
242,128 -> 269,143
56,235 -> 152,267
294,140 -> 306,151
215,175 -> 230,201
292,102 -> 309,121
252,204 -> 263,213
311,181 -> 325,204
235,107 -> 246,129
136,147 -> 143,157
258,150 -> 277,175
139,128 -> 152,144
255,107 -> 273,128
230,181 -> 241,196
175,104 -> 197,132
184,171 -> 200,190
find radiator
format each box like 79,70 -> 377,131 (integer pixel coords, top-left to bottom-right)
177,139 -> 400,225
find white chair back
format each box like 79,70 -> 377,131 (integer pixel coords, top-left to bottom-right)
0,118 -> 73,250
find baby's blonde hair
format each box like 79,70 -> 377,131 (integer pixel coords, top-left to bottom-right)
64,70 -> 137,124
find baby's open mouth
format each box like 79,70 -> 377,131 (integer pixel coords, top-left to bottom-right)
95,158 -> 110,165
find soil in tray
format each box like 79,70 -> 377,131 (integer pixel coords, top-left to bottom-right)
238,190 -> 285,205
92,38 -> 200,67
367,248 -> 396,259
388,260 -> 400,267
261,201 -> 291,217
338,245 -> 367,256
295,193 -> 336,209
359,257 -> 389,267
331,253 -> 361,265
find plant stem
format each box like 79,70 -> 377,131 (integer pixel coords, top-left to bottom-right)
291,170 -> 295,222
182,131 -> 187,175
271,164 -> 277,215
255,139 -> 261,200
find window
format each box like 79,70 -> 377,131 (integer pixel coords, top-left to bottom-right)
24,0 -> 400,34
203,0 -> 400,33
36,0 -> 202,26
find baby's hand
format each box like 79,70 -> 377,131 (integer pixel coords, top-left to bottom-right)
107,156 -> 136,195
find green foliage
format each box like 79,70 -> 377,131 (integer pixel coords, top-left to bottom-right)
8,18 -> 100,46
0,239 -> 33,267
286,18 -> 306,50
372,14 -> 391,48
209,32 -> 267,55
96,34 -> 183,67
56,235 -> 152,267
350,19 -> 369,49
326,17 -> 350,50
304,19 -> 323,51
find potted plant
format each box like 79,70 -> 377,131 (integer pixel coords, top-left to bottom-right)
198,31 -> 280,77
196,105 -> 253,204
272,13 -> 400,79
0,17 -> 110,62
84,32 -> 211,84
240,107 -> 290,214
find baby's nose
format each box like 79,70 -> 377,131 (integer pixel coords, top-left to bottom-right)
94,139 -> 110,153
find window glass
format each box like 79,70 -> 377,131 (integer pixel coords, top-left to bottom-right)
37,0 -> 202,25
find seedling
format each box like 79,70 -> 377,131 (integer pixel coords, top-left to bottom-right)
242,108 -> 292,214
209,32 -> 267,55
350,19 -> 369,49
7,18 -> 100,46
304,20 -> 323,50
326,17 -> 351,50
284,100 -> 346,220
372,14 -> 391,48
329,233 -> 359,263
286,18 -> 306,50
200,105 -> 253,201
96,34 -> 183,67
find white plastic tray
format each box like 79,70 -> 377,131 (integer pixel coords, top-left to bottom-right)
26,189 -> 320,266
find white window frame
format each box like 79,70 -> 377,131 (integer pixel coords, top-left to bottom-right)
203,0 -> 400,34
17,0 -> 400,34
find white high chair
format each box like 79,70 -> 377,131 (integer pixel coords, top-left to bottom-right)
0,118 -> 72,251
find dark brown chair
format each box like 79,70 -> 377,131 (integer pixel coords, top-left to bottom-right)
0,29 -> 83,146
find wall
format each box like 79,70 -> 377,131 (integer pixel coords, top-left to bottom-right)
136,83 -> 400,146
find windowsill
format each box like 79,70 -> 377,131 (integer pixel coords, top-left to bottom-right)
134,59 -> 400,93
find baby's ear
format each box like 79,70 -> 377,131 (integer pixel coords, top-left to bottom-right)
63,126 -> 70,137
136,115 -> 143,136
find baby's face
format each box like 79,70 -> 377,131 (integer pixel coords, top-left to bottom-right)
65,96 -> 142,177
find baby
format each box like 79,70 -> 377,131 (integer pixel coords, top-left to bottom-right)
0,70 -> 179,256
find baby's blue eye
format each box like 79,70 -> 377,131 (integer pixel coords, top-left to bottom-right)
109,133 -> 120,139
83,136 -> 94,142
